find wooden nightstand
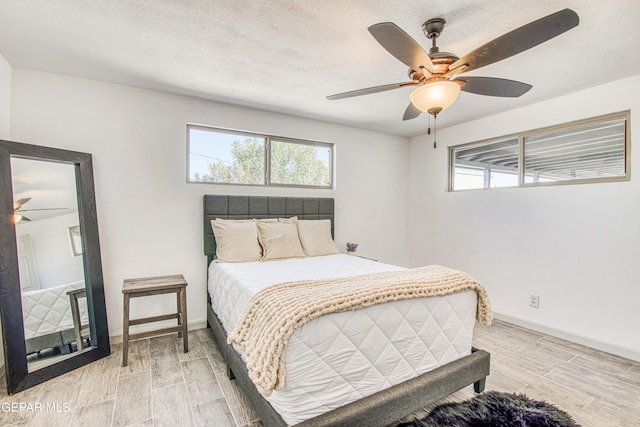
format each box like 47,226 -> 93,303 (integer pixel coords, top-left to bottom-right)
67,287 -> 89,351
122,274 -> 188,366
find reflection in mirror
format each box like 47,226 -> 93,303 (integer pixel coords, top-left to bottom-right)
0,139 -> 110,395
11,158 -> 92,371
68,225 -> 82,256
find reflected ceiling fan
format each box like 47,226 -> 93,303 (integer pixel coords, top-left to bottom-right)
327,8 -> 579,122
13,197 -> 67,223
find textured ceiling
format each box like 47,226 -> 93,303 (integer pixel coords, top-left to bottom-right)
11,158 -> 78,222
0,1 -> 639,137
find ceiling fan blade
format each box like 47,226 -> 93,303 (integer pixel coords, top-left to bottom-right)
327,81 -> 418,100
13,197 -> 31,210
456,77 -> 532,97
18,207 -> 68,212
449,8 -> 579,74
368,22 -> 435,73
403,103 -> 422,121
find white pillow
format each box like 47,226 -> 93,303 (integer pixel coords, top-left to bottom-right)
256,219 -> 306,261
211,219 -> 264,262
296,219 -> 339,256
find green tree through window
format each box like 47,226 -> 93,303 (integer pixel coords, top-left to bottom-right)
194,137 -> 265,185
270,140 -> 330,186
189,128 -> 332,187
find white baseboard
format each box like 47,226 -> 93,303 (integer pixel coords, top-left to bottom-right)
493,311 -> 640,363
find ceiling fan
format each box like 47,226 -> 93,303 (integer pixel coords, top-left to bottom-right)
13,197 -> 68,223
327,8 -> 579,121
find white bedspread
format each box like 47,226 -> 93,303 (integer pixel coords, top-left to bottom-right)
22,282 -> 89,340
208,254 -> 477,425
209,254 -> 404,333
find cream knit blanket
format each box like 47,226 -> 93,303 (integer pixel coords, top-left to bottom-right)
227,265 -> 492,397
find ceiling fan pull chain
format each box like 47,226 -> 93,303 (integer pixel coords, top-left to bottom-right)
433,114 -> 437,149
427,115 -> 431,135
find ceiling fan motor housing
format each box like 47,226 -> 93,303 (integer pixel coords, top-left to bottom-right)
409,53 -> 459,81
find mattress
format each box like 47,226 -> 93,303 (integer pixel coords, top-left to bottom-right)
22,282 -> 89,340
208,254 -> 477,425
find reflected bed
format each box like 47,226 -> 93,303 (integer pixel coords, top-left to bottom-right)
22,281 -> 89,354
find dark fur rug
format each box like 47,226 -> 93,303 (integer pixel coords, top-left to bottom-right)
398,391 -> 580,427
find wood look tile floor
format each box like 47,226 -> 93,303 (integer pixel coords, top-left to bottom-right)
0,320 -> 638,426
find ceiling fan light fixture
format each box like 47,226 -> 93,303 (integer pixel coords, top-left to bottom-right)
13,213 -> 23,224
410,80 -> 461,115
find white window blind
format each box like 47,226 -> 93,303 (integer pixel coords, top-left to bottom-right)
450,112 -> 629,191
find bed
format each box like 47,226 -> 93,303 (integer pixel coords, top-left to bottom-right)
204,195 -> 491,426
22,281 -> 89,355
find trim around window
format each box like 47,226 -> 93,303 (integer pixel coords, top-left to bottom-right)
448,111 -> 630,191
187,124 -> 334,189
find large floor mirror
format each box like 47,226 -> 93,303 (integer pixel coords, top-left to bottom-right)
0,140 -> 110,394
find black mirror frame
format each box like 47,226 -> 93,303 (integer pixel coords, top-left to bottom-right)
0,139 -> 110,394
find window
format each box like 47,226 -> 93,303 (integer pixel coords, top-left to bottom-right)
452,138 -> 519,190
449,112 -> 629,191
187,125 -> 333,188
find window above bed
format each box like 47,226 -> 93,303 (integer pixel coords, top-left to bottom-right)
187,125 -> 334,189
449,111 -> 630,191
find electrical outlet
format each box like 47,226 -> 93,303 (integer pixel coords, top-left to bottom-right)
529,294 -> 540,308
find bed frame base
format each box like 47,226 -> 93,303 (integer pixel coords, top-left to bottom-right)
207,304 -> 490,427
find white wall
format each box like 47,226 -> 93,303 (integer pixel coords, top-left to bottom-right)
16,213 -> 85,289
10,68 -> 409,336
0,52 -> 10,139
409,74 -> 640,360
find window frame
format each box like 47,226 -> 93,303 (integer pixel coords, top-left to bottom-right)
448,111 -> 631,192
187,124 -> 334,189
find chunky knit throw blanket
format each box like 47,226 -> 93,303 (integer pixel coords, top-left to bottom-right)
227,265 -> 492,397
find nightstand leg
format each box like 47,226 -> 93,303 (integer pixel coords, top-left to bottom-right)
176,290 -> 182,338
69,293 -> 84,351
180,287 -> 188,352
122,294 -> 130,366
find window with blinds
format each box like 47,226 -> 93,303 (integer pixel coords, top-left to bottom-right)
449,112 -> 629,191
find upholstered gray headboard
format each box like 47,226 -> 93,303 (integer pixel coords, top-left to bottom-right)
203,195 -> 335,262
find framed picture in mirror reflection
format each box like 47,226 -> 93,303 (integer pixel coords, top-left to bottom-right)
68,225 -> 82,256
